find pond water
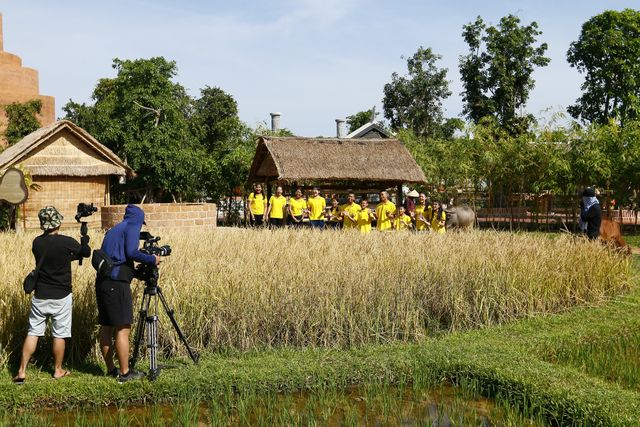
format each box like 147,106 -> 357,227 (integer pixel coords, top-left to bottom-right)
24,384 -> 544,426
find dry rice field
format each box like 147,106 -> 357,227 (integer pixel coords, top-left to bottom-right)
0,228 -> 631,366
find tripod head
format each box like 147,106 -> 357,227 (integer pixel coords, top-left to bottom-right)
137,262 -> 159,287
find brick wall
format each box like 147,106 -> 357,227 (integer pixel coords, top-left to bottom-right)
101,203 -> 217,229
20,176 -> 109,231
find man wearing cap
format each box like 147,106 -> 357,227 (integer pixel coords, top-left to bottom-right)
13,206 -> 90,384
580,188 -> 602,240
96,204 -> 160,383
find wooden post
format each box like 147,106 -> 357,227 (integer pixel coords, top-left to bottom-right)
396,184 -> 403,208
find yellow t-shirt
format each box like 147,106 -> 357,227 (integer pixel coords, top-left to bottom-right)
341,203 -> 362,229
329,206 -> 342,223
268,195 -> 287,219
414,204 -> 432,231
432,210 -> 446,234
393,214 -> 413,231
356,208 -> 373,234
375,201 -> 396,231
307,196 -> 326,220
288,197 -> 307,217
248,192 -> 266,215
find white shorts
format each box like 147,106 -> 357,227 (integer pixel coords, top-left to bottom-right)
28,294 -> 72,338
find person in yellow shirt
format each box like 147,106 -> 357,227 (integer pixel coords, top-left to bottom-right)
356,199 -> 375,234
247,184 -> 267,227
392,206 -> 413,231
412,193 -> 431,231
374,191 -> 396,231
264,186 -> 287,228
307,187 -> 326,230
431,201 -> 447,234
287,189 -> 307,229
341,193 -> 362,230
326,197 -> 343,230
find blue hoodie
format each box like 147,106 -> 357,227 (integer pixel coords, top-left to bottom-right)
101,204 -> 156,280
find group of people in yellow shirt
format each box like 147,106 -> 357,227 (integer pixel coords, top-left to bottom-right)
248,185 -> 447,234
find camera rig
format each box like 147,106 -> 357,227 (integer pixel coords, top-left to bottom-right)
130,232 -> 198,380
75,203 -> 98,265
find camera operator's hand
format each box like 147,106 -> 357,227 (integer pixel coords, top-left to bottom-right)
154,255 -> 162,266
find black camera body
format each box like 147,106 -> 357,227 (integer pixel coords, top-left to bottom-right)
75,203 -> 98,223
139,231 -> 172,257
137,232 -> 172,286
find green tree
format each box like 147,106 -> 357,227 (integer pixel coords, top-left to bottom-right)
3,99 -> 42,145
64,57 -> 206,202
567,9 -> 640,125
190,86 -> 253,201
346,109 -> 376,133
382,47 -> 451,137
459,15 -> 550,134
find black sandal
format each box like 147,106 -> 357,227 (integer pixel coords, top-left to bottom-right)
12,377 -> 25,385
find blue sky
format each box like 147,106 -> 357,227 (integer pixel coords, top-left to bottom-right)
2,1 -> 638,136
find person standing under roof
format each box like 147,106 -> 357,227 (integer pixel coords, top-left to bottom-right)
431,201 -> 446,234
374,191 -> 396,231
247,184 -> 267,227
412,193 -> 431,231
405,189 -> 419,214
265,186 -> 287,228
307,187 -> 326,230
356,199 -> 375,234
287,189 -> 307,229
326,196 -> 343,229
341,193 -> 361,230
392,206 -> 413,231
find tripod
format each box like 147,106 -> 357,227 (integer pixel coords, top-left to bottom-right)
130,266 -> 199,380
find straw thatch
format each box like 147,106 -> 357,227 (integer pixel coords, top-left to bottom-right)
0,120 -> 134,177
248,136 -> 427,185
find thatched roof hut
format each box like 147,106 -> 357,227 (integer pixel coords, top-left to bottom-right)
248,136 -> 427,188
0,120 -> 133,177
0,120 -> 134,230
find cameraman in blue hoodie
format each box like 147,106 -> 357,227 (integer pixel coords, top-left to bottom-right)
96,205 -> 159,383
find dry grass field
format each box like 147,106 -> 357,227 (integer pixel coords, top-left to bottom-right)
0,228 -> 631,367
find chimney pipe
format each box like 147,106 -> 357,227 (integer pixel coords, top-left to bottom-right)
336,118 -> 346,138
270,112 -> 281,132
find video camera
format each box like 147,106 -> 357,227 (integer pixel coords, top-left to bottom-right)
139,231 -> 172,257
75,203 -> 98,223
137,232 -> 172,286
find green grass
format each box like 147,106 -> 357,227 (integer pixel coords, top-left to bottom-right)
624,234 -> 640,248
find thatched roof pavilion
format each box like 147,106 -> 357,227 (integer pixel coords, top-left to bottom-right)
0,120 -> 134,230
248,136 -> 427,191
0,120 -> 133,177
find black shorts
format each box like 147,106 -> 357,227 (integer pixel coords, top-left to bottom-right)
328,221 -> 342,230
289,215 -> 303,228
269,218 -> 284,228
96,278 -> 133,327
251,215 -> 264,227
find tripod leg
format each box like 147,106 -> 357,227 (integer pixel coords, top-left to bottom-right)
147,311 -> 160,380
130,293 -> 149,370
157,289 -> 199,364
